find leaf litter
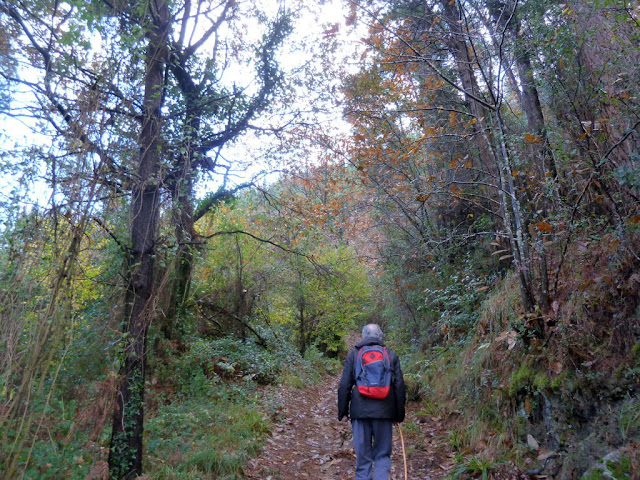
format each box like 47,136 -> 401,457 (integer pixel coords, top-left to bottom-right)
244,373 -> 457,479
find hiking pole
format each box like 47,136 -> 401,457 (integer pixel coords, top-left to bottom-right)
395,423 -> 408,480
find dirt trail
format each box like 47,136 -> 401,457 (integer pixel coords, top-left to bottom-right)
244,373 -> 453,480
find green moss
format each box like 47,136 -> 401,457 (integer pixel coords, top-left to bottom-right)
582,469 -> 606,480
631,342 -> 640,357
533,372 -> 550,391
509,364 -> 534,396
581,455 -> 632,480
606,455 -> 631,479
550,371 -> 574,393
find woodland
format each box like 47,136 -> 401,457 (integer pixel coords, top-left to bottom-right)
0,0 -> 639,479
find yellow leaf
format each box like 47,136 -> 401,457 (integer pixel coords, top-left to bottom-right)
536,221 -> 553,233
524,134 -> 543,143
525,396 -> 533,414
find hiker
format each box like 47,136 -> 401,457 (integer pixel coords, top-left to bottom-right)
337,324 -> 406,480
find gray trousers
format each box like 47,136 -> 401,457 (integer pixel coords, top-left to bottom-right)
351,418 -> 393,480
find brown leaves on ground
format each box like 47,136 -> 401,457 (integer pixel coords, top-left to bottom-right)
244,374 -> 454,480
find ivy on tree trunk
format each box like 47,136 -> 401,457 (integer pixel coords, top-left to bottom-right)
108,0 -> 169,477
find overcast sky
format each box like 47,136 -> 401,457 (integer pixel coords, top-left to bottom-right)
0,0 -> 366,218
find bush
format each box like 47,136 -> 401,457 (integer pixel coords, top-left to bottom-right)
170,336 -> 295,393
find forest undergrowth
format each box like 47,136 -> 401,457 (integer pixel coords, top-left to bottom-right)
401,236 -> 640,479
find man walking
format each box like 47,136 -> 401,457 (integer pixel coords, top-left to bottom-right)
337,324 -> 406,480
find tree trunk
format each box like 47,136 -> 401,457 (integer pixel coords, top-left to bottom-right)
162,172 -> 196,341
234,236 -> 248,339
299,301 -> 306,357
108,0 -> 169,477
439,0 -> 494,172
161,56 -> 200,341
514,32 -> 559,184
492,111 -> 536,314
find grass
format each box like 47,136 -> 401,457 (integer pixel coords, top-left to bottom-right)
447,430 -> 465,452
12,337 -> 312,480
411,275 -> 547,473
144,382 -> 272,479
619,396 -> 640,443
450,454 -> 502,480
142,338 -> 337,479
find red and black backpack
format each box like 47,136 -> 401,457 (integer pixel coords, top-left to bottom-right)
354,345 -> 392,399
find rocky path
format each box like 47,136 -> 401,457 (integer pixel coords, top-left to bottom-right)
244,373 -> 454,480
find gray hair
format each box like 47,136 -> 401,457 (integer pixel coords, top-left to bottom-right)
362,323 -> 383,341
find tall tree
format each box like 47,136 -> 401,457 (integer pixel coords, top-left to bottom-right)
0,0 -> 291,477
107,1 -> 169,476
342,0 -> 569,325
344,0 -> 639,338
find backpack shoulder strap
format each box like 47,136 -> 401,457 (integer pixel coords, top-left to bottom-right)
354,346 -> 364,377
382,347 -> 391,368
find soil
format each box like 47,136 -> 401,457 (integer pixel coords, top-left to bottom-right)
244,372 -> 457,480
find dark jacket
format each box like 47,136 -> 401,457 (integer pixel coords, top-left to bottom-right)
337,337 -> 406,422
